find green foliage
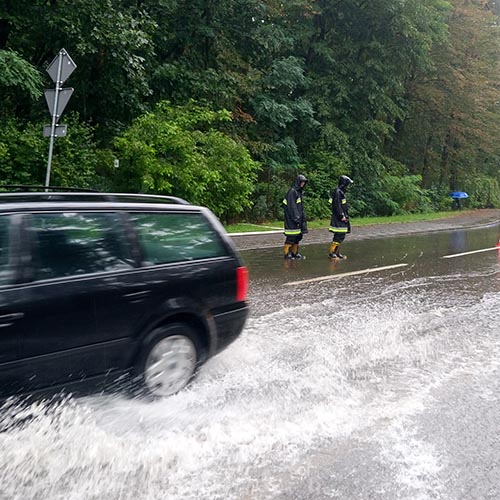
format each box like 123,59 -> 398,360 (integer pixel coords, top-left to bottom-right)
0,115 -> 101,189
0,120 -> 45,185
1,0 -> 499,219
251,56 -> 314,130
380,175 -> 432,214
464,175 -> 500,209
390,0 -> 500,207
302,125 -> 353,219
426,185 -> 455,211
1,0 -> 155,137
0,49 -> 43,112
113,101 -> 259,222
48,116 -> 102,189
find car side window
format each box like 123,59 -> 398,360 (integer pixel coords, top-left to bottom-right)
0,215 -> 12,286
29,212 -> 134,281
130,212 -> 228,265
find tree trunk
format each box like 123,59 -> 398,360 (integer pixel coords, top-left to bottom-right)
439,127 -> 452,188
421,132 -> 433,187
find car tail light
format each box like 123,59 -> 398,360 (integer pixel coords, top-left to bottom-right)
236,266 -> 249,302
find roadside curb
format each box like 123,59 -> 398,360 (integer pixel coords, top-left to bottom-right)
229,209 -> 500,252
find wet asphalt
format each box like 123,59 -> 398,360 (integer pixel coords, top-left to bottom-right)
230,209 -> 500,252
228,210 -> 500,499
234,209 -> 500,319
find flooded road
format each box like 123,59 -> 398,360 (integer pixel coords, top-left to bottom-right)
1,224 -> 499,500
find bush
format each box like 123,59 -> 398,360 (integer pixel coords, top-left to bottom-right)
0,115 -> 101,189
464,175 -> 500,208
381,174 -> 432,213
113,101 -> 259,223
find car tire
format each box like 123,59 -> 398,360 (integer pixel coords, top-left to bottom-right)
136,323 -> 201,398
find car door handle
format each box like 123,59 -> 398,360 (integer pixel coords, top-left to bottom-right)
122,290 -> 150,302
0,312 -> 24,328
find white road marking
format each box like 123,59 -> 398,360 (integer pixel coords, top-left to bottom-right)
284,263 -> 408,286
442,246 -> 500,259
230,230 -> 282,236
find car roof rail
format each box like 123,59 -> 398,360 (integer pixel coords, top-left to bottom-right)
0,185 -> 190,205
104,193 -> 190,205
0,184 -> 98,192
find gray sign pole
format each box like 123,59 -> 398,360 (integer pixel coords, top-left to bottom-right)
45,52 -> 64,190
44,48 -> 76,190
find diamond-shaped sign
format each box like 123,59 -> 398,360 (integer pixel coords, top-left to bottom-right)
47,48 -> 77,84
44,88 -> 74,118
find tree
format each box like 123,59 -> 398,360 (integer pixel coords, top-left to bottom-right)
1,0 -> 155,139
0,49 -> 43,117
113,101 -> 259,222
1,0 -> 498,217
295,0 -> 451,215
0,114 -> 101,188
391,0 -> 500,207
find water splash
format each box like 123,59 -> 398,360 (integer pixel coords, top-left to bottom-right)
1,280 -> 499,500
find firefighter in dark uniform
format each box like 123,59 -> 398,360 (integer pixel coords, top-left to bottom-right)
283,174 -> 308,259
328,175 -> 353,259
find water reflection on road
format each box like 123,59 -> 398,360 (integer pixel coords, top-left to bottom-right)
242,225 -> 500,317
1,225 -> 499,500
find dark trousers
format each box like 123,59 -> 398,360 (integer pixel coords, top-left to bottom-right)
332,232 -> 346,244
284,234 -> 303,245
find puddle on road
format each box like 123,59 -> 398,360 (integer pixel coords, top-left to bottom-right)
243,225 -> 500,317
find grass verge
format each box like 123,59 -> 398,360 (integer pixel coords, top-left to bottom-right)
225,210 -> 462,233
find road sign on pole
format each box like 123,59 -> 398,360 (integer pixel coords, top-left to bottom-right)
47,49 -> 76,85
44,48 -> 76,190
43,125 -> 67,138
44,88 -> 74,118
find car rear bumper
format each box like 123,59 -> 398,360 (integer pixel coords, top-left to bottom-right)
212,303 -> 249,354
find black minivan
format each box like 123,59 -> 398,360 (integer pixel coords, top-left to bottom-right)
0,191 -> 249,398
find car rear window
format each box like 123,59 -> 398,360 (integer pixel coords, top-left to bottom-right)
29,212 -> 134,281
130,212 -> 228,265
0,216 -> 12,285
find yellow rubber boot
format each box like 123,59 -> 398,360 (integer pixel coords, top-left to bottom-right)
329,242 -> 338,258
335,244 -> 346,259
291,244 -> 304,260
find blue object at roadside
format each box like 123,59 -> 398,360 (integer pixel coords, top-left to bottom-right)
450,191 -> 469,199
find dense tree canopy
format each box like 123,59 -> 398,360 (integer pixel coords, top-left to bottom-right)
1,0 -> 499,219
